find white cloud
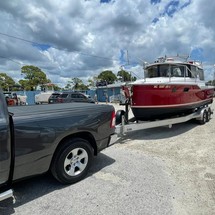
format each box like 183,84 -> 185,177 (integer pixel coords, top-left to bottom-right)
0,0 -> 214,86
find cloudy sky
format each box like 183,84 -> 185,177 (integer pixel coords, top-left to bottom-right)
0,0 -> 215,87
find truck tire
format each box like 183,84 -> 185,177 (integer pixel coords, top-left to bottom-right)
51,138 -> 93,184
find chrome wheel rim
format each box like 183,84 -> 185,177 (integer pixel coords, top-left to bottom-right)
64,148 -> 88,176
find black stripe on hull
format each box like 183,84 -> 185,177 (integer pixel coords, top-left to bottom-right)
131,100 -> 213,121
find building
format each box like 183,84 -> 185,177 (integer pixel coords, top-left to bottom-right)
95,82 -> 126,103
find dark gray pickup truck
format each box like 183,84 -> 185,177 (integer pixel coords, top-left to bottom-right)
0,89 -> 115,201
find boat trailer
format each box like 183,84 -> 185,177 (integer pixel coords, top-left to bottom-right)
112,101 -> 213,139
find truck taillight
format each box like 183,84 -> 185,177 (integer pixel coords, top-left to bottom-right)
110,110 -> 116,128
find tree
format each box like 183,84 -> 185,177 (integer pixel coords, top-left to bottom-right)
88,76 -> 98,88
67,78 -> 89,91
18,79 -> 29,90
21,65 -> 50,90
97,70 -> 117,84
53,85 -> 61,91
117,69 -> 136,82
0,73 -> 16,91
64,83 -> 72,90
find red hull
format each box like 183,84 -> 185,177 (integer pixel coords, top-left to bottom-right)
130,84 -> 214,120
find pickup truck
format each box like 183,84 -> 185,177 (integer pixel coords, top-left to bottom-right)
0,89 -> 115,201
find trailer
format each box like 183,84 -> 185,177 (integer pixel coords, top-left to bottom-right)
111,102 -> 213,140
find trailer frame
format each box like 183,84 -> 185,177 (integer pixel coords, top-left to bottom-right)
113,103 -> 213,138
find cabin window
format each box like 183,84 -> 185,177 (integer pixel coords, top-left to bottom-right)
186,65 -> 204,80
189,65 -> 196,78
145,64 -> 186,78
145,66 -> 158,78
185,67 -> 189,77
161,65 -> 185,77
197,68 -> 204,80
159,65 -> 170,77
171,65 -> 185,77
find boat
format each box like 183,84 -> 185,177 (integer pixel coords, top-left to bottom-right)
17,92 -> 27,105
35,83 -> 55,104
123,56 -> 214,121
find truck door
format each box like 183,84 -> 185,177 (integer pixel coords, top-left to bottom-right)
0,91 -> 12,192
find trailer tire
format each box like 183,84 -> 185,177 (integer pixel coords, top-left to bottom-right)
206,108 -> 212,122
51,138 -> 93,184
198,110 -> 207,125
116,110 -> 125,125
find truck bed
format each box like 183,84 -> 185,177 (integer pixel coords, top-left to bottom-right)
8,103 -> 113,116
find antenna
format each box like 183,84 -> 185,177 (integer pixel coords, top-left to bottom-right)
126,50 -> 129,65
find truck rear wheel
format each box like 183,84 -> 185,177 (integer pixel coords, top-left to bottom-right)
51,138 -> 93,184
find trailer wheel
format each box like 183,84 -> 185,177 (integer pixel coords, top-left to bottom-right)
51,138 -> 93,184
115,110 -> 125,125
206,108 -> 212,122
198,110 -> 207,125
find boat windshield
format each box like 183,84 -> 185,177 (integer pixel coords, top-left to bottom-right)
145,64 -> 186,78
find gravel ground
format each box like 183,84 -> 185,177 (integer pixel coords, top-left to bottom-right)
1,102 -> 215,215
110,101 -> 215,214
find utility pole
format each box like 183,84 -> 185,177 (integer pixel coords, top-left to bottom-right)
126,50 -> 132,82
214,65 -> 215,86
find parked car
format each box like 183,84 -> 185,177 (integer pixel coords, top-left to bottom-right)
3,92 -> 18,106
48,92 -> 61,104
4,92 -> 28,106
57,92 -> 95,103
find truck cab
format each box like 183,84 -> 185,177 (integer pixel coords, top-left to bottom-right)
0,90 -> 14,201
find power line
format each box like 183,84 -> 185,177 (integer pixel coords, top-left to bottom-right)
0,32 -> 144,77
0,55 -> 22,65
0,55 -> 113,72
0,32 -> 41,46
0,31 -> 119,62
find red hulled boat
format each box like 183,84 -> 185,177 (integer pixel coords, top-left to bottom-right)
123,56 -> 214,120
